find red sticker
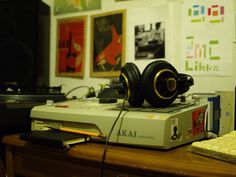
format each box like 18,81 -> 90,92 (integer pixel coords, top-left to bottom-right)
192,109 -> 205,136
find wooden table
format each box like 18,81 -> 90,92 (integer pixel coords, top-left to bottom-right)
2,134 -> 236,177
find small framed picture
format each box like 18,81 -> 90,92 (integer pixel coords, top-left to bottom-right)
135,21 -> 165,60
56,16 -> 87,77
90,10 -> 126,77
54,0 -> 101,15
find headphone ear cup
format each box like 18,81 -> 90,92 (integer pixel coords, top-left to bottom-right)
141,60 -> 179,107
120,63 -> 144,107
177,73 -> 194,95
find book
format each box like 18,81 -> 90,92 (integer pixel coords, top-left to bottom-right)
19,130 -> 91,148
207,96 -> 220,135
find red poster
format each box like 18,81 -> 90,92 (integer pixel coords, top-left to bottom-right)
56,16 -> 86,77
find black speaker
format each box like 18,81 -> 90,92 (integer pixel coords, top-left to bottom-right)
119,60 -> 194,107
0,0 -> 50,93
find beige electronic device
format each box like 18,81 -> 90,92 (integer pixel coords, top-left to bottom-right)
30,98 -> 207,149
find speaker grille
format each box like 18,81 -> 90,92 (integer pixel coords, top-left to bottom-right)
0,0 -> 50,93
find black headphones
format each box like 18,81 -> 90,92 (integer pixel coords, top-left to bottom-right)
119,60 -> 194,107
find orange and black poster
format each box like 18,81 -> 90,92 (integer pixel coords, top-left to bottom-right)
56,16 -> 86,77
90,10 -> 126,77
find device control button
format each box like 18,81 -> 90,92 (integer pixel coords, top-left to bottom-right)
46,100 -> 54,107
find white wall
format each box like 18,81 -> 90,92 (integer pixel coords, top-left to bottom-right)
43,0 -> 236,98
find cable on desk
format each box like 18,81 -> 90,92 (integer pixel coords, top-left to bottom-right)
100,92 -> 128,177
65,86 -> 90,98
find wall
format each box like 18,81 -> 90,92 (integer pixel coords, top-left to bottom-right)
43,0 -> 236,98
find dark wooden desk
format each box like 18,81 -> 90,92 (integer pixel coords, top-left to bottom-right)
2,134 -> 236,177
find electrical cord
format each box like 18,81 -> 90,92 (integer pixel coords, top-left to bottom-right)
116,111 -> 129,143
65,86 -> 90,98
100,92 -> 128,177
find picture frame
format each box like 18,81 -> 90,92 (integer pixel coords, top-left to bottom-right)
56,16 -> 87,77
54,0 -> 101,15
90,10 -> 126,77
135,21 -> 165,60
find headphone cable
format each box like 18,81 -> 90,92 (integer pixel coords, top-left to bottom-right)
100,92 -> 128,177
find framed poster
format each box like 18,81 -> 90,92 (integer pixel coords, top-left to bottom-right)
90,10 -> 126,77
54,0 -> 101,15
56,16 -> 86,77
